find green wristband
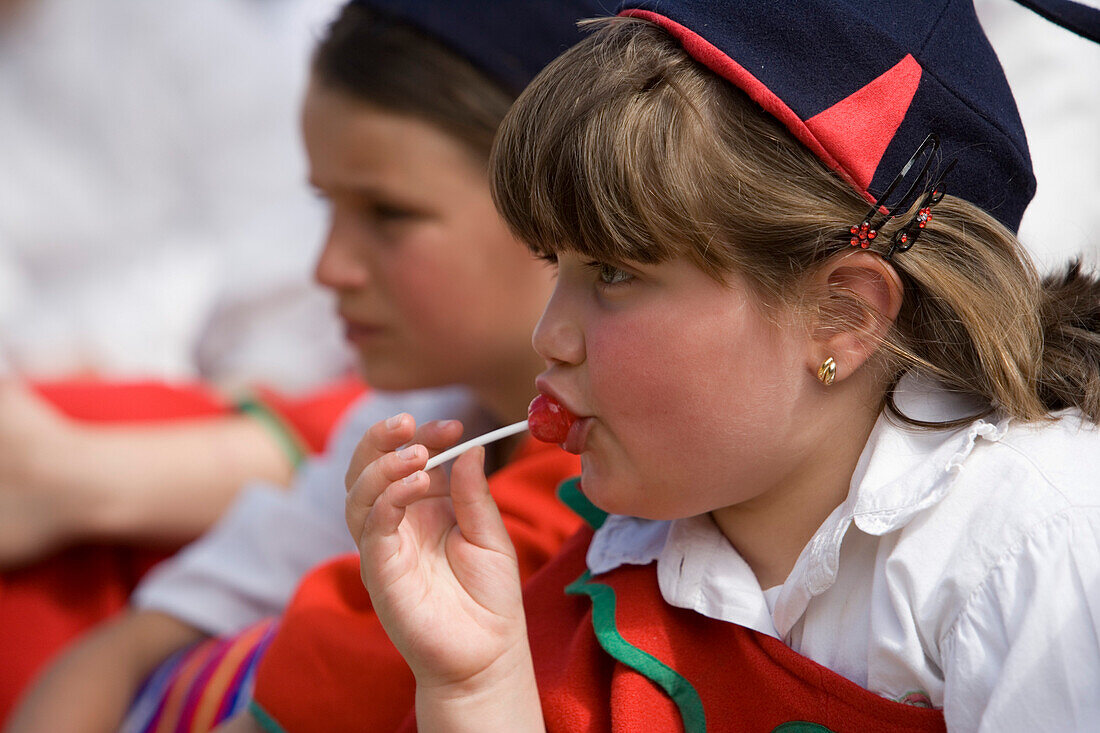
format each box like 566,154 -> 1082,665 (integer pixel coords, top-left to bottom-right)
235,396 -> 308,469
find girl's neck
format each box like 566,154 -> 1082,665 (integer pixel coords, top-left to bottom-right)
710,386 -> 884,590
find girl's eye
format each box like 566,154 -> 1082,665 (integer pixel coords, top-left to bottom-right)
591,261 -> 634,286
372,203 -> 416,222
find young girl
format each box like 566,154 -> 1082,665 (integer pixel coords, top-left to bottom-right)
348,2 -> 1100,731
5,1 -> 603,730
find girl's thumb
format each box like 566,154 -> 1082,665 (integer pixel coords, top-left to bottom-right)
450,446 -> 512,555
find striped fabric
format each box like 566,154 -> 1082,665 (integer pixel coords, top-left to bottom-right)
120,620 -> 278,733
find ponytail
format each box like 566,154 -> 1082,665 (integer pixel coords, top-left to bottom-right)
882,196 -> 1100,427
1037,261 -> 1100,420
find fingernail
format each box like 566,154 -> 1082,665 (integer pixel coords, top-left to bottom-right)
438,419 -> 459,430
397,445 -> 422,461
385,414 -> 404,429
402,470 -> 424,484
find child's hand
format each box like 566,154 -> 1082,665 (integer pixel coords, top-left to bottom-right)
345,415 -> 540,712
0,381 -> 88,568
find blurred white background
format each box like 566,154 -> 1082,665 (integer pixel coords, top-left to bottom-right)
0,0 -> 351,391
976,0 -> 1100,273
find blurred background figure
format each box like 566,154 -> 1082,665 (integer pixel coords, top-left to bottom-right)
0,0 -> 366,710
0,0 -> 351,389
975,0 -> 1100,272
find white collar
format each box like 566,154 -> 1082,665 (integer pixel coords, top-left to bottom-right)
585,375 -> 1011,639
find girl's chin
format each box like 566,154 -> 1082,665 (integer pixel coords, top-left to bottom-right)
577,466 -> 643,518
356,359 -> 437,393
579,463 -> 694,521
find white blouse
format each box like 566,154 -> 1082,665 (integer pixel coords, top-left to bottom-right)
587,379 -> 1100,732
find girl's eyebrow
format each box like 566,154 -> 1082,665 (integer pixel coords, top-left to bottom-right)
308,178 -> 377,196
308,178 -> 418,204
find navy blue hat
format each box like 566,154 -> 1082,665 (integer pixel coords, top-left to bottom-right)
350,0 -> 610,95
617,0 -> 1099,233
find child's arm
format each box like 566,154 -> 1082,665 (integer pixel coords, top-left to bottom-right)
344,415 -> 545,732
6,609 -> 205,732
0,381 -> 293,568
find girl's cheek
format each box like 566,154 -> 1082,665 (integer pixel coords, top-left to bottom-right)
587,318 -> 685,417
588,307 -> 744,453
393,261 -> 458,321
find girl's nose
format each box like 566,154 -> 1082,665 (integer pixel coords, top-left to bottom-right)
532,283 -> 585,366
313,216 -> 370,291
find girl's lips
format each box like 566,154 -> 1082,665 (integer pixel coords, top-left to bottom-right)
532,378 -> 589,452
343,321 -> 383,343
562,416 -> 592,455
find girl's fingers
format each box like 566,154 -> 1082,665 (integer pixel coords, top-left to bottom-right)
361,470 -> 431,540
346,413 -> 416,491
412,419 -> 465,457
345,416 -> 466,490
449,446 -> 513,556
357,470 -> 432,576
346,443 -> 429,539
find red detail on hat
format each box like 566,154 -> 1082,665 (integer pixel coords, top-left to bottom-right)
805,55 -> 923,192
617,9 -> 922,211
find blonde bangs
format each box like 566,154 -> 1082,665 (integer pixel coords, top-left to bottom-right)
491,18 -> 735,273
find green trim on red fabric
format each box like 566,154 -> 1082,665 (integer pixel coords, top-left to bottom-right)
566,569 -> 707,732
235,395 -> 309,468
248,700 -> 288,733
772,723 -> 837,732
556,477 -> 607,530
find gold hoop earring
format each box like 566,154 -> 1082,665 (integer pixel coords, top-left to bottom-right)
817,357 -> 837,386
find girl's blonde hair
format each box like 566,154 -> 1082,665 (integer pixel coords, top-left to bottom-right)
491,18 -> 1100,427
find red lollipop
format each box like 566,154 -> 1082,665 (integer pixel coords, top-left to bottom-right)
527,394 -> 576,444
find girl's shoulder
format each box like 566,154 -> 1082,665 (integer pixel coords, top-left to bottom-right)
892,411 -> 1100,625
855,412 -> 1100,678
914,410 -> 1100,563
876,375 -> 1099,520
982,411 -> 1100,507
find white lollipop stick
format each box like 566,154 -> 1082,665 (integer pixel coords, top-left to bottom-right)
423,419 -> 529,471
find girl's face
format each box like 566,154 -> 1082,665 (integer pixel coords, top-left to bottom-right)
533,252 -> 818,520
303,81 -> 554,395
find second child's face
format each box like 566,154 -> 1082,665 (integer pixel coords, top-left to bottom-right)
303,81 -> 554,393
534,252 -> 817,520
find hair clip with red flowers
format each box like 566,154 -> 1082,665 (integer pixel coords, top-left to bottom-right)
846,133 -> 955,260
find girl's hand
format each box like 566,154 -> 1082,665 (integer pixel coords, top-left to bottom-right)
345,415 -> 544,730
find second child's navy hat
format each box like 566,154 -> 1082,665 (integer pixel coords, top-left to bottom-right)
350,0 -> 609,95
617,0 -> 1100,233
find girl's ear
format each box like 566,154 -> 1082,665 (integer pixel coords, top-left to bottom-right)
807,251 -> 904,384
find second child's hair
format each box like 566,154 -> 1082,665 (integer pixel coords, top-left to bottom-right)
313,3 -> 514,163
491,18 -> 1100,427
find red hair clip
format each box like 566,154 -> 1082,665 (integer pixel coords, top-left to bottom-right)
846,134 -> 956,260
884,160 -> 955,259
